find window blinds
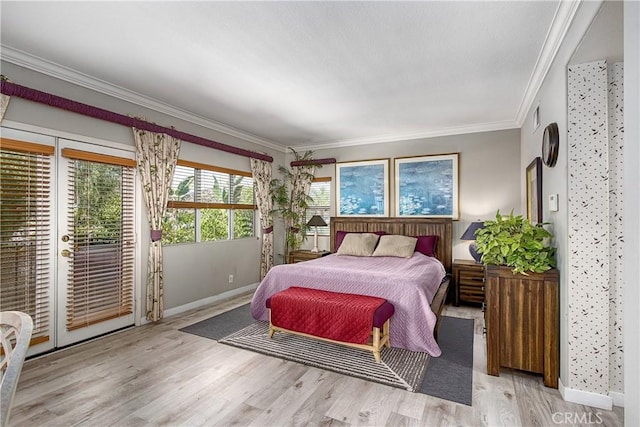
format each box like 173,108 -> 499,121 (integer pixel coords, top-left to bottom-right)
168,160 -> 256,209
307,178 -> 331,235
0,138 -> 54,346
64,155 -> 135,331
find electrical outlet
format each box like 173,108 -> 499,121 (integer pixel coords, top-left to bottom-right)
228,274 -> 234,284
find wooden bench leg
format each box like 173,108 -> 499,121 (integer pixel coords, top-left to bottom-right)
383,320 -> 390,348
373,327 -> 381,363
268,312 -> 275,338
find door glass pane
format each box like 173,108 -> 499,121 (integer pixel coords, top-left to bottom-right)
66,159 -> 134,330
0,146 -> 51,344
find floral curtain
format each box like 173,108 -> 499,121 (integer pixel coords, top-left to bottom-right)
291,164 -> 316,236
250,158 -> 273,279
133,128 -> 181,321
0,94 -> 10,122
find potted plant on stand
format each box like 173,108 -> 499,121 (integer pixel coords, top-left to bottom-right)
474,210 -> 560,388
270,149 -> 320,263
474,210 -> 556,274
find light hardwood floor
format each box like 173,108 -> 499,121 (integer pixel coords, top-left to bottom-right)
10,294 -> 623,426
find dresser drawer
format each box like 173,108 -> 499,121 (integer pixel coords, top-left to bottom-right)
459,285 -> 485,303
459,270 -> 484,285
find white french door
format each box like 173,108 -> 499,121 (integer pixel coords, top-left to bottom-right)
0,130 -> 57,355
2,130 -> 137,353
56,139 -> 136,347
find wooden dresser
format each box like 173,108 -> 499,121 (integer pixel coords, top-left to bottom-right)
484,265 -> 559,388
452,259 -> 485,306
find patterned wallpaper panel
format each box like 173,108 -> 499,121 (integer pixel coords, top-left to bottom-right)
607,62 -> 624,393
567,60 -> 610,395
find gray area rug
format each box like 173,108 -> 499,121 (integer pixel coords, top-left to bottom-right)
180,304 -> 256,340
180,304 -> 474,405
220,321 -> 429,392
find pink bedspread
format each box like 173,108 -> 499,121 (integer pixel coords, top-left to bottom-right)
251,252 -> 447,356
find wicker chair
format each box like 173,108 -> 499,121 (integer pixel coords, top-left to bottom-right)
1,312 -> 33,427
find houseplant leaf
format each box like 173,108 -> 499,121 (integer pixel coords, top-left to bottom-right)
475,210 -> 556,275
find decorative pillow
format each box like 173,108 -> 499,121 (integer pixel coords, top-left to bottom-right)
336,233 -> 381,256
414,235 -> 439,257
334,230 -> 386,252
372,235 -> 418,258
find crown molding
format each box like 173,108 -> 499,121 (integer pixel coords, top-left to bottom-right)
0,45 -> 287,153
293,120 -> 519,150
515,0 -> 581,126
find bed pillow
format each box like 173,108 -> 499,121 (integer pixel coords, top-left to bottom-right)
336,233 -> 381,256
371,235 -> 418,258
414,235 -> 439,257
334,230 -> 386,252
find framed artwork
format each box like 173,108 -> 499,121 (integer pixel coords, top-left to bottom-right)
526,157 -> 543,223
395,153 -> 459,218
335,159 -> 389,216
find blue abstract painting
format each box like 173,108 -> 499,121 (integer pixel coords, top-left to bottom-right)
336,160 -> 389,216
395,154 -> 459,218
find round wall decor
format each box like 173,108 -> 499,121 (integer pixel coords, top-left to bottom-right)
542,122 -> 559,167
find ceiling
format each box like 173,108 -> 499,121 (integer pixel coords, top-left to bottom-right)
1,1 -> 569,151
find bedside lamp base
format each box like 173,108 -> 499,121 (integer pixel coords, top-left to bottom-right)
469,242 -> 482,263
311,228 -> 319,253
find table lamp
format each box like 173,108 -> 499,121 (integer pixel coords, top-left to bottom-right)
307,215 -> 327,253
461,221 -> 485,263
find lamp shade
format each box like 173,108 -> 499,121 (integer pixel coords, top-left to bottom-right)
307,215 -> 327,227
461,221 -> 485,240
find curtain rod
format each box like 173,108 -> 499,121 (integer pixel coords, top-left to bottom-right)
290,158 -> 336,167
0,80 -> 274,163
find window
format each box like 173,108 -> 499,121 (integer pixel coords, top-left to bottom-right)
306,177 -> 331,236
162,160 -> 256,244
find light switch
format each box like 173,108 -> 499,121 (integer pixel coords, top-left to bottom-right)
549,194 -> 559,212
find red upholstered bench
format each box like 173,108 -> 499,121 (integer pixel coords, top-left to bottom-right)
266,287 -> 395,363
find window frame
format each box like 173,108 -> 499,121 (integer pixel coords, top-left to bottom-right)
306,177 -> 331,236
164,159 -> 257,244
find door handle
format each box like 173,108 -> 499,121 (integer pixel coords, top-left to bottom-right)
61,249 -> 71,257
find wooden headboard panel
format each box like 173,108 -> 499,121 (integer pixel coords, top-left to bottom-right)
329,217 -> 453,273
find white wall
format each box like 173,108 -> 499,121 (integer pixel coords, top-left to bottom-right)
520,0 -> 639,410
299,128 -> 521,260
0,60 -> 285,315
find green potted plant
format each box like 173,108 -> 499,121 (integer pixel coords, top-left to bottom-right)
475,210 -> 556,275
270,149 -> 320,263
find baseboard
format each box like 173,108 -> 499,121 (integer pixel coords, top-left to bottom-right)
559,378 -> 614,410
139,283 -> 258,325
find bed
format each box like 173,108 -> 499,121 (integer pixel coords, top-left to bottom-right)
250,217 -> 453,356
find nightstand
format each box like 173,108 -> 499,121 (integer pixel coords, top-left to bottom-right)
288,250 -> 330,264
452,259 -> 485,306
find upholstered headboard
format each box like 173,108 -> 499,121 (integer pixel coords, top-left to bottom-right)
329,217 -> 453,273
